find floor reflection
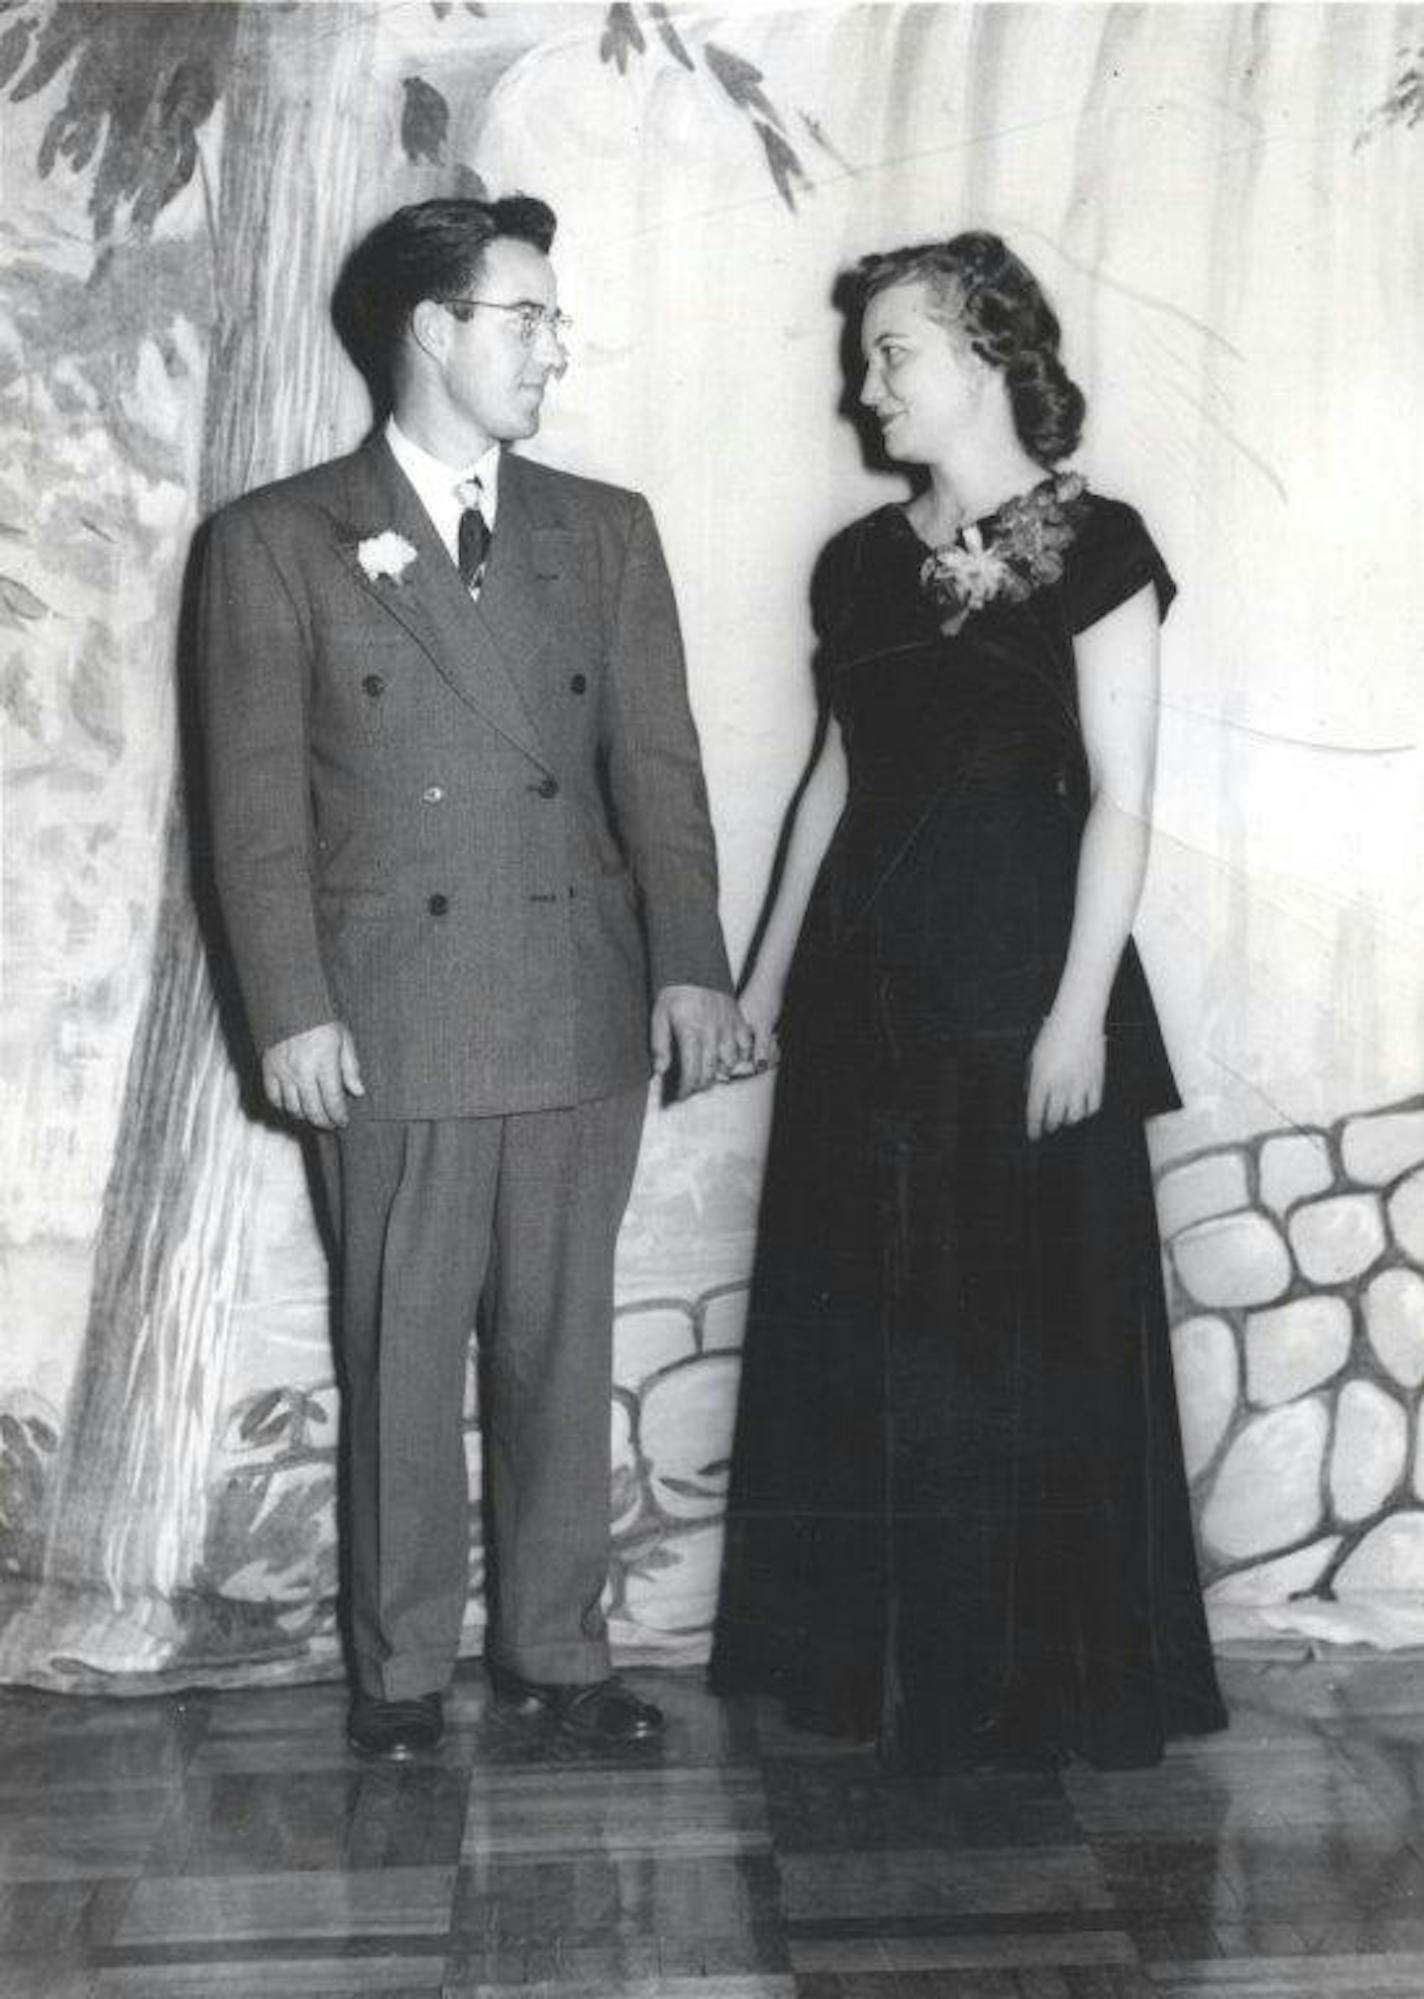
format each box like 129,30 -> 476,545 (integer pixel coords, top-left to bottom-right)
2,1654 -> 1424,1994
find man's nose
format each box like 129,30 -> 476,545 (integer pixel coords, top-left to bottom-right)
532,318 -> 568,368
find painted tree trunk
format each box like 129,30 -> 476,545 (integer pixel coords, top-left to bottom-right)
9,2 -> 376,1675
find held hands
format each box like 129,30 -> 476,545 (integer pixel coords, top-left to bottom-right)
651,985 -> 755,1101
732,969 -> 782,1075
261,1020 -> 365,1130
1026,1008 -> 1105,1142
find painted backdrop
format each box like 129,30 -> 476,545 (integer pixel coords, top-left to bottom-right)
3,2 -> 1424,1691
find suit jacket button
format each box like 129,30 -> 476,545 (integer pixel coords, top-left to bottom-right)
570,673 -> 588,695
536,775 -> 559,799
427,892 -> 449,916
362,673 -> 384,697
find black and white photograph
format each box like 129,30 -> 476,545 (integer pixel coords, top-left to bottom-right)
2,2 -> 1424,1993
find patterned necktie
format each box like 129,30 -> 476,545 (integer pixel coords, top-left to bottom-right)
454,476 -> 490,591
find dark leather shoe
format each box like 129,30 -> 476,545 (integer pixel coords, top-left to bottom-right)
491,1668 -> 663,1745
346,1690 -> 444,1760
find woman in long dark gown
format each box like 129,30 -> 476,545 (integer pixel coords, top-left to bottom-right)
711,232 -> 1227,1772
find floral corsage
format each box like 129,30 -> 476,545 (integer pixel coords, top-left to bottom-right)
920,471 -> 1085,636
354,529 -> 418,585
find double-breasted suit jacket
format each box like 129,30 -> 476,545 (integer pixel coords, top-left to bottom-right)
200,431 -> 732,1111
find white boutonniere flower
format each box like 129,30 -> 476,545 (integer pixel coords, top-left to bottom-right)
356,531 -> 418,584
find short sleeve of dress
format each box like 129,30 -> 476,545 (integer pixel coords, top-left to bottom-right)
807,516 -> 871,707
1062,495 -> 1176,635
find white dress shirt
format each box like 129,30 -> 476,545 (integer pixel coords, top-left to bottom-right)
384,417 -> 500,575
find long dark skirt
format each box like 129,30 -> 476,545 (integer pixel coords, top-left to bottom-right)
710,1003 -> 1227,1772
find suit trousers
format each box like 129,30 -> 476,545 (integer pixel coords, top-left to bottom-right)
317,1086 -> 646,1702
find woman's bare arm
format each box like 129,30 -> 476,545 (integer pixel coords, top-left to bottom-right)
1027,582 -> 1161,1139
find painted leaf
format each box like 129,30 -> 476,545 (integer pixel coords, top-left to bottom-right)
237,1386 -> 293,1446
756,122 -> 810,211
0,16 -> 33,92
649,3 -> 693,72
1357,46 -> 1424,148
299,1391 -> 330,1430
3,2 -> 237,245
704,41 -> 782,132
599,2 -> 645,76
401,73 -> 448,164
7,5 -> 81,107
0,574 -> 49,624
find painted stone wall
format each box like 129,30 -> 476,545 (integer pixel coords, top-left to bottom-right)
197,1276 -> 759,1679
1162,1096 -> 1424,1650
183,1087 -> 1424,1683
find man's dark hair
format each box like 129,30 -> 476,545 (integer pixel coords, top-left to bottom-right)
332,194 -> 557,416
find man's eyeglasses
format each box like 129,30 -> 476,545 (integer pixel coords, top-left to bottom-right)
439,298 -> 573,346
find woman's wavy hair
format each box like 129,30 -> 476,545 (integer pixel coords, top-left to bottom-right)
848,231 -> 1085,466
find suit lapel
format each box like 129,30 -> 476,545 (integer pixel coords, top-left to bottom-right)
334,435 -> 552,770
473,455 -> 554,689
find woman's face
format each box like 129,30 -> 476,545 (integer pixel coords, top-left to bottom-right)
859,279 -> 986,464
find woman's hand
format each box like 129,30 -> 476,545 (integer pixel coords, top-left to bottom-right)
1026,1009 -> 1105,1141
730,969 -> 784,1075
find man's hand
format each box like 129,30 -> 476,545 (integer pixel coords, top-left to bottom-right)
651,986 -> 754,1100
262,1021 -> 365,1130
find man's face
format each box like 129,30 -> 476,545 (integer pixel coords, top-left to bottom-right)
437,236 -> 566,448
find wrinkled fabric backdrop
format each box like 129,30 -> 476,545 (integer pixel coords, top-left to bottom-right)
3,1 -> 1424,1691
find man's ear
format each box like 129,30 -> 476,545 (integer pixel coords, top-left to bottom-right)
409,299 -> 449,367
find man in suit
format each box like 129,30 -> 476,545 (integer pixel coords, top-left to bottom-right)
200,195 -> 747,1758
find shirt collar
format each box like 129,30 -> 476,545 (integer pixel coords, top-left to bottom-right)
384,416 -> 501,525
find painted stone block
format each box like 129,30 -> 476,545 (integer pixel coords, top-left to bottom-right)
1243,1297 -> 1352,1408
1334,1512 -> 1424,1595
1170,1315 -> 1238,1478
1365,1270 -> 1424,1390
1157,1151 -> 1250,1238
1388,1169 -> 1424,1263
610,1395 -> 641,1538
1341,1109 -> 1424,1188
1206,1535 -> 1340,1605
639,1352 -> 740,1522
1200,1399 -> 1328,1560
1171,1211 -> 1292,1309
1258,1131 -> 1333,1215
612,1304 -> 697,1391
700,1286 -> 749,1353
621,1521 -> 723,1635
1288,1195 -> 1387,1286
1329,1381 -> 1408,1522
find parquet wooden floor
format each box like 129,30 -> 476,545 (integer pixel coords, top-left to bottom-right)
3,1654 -> 1424,1997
